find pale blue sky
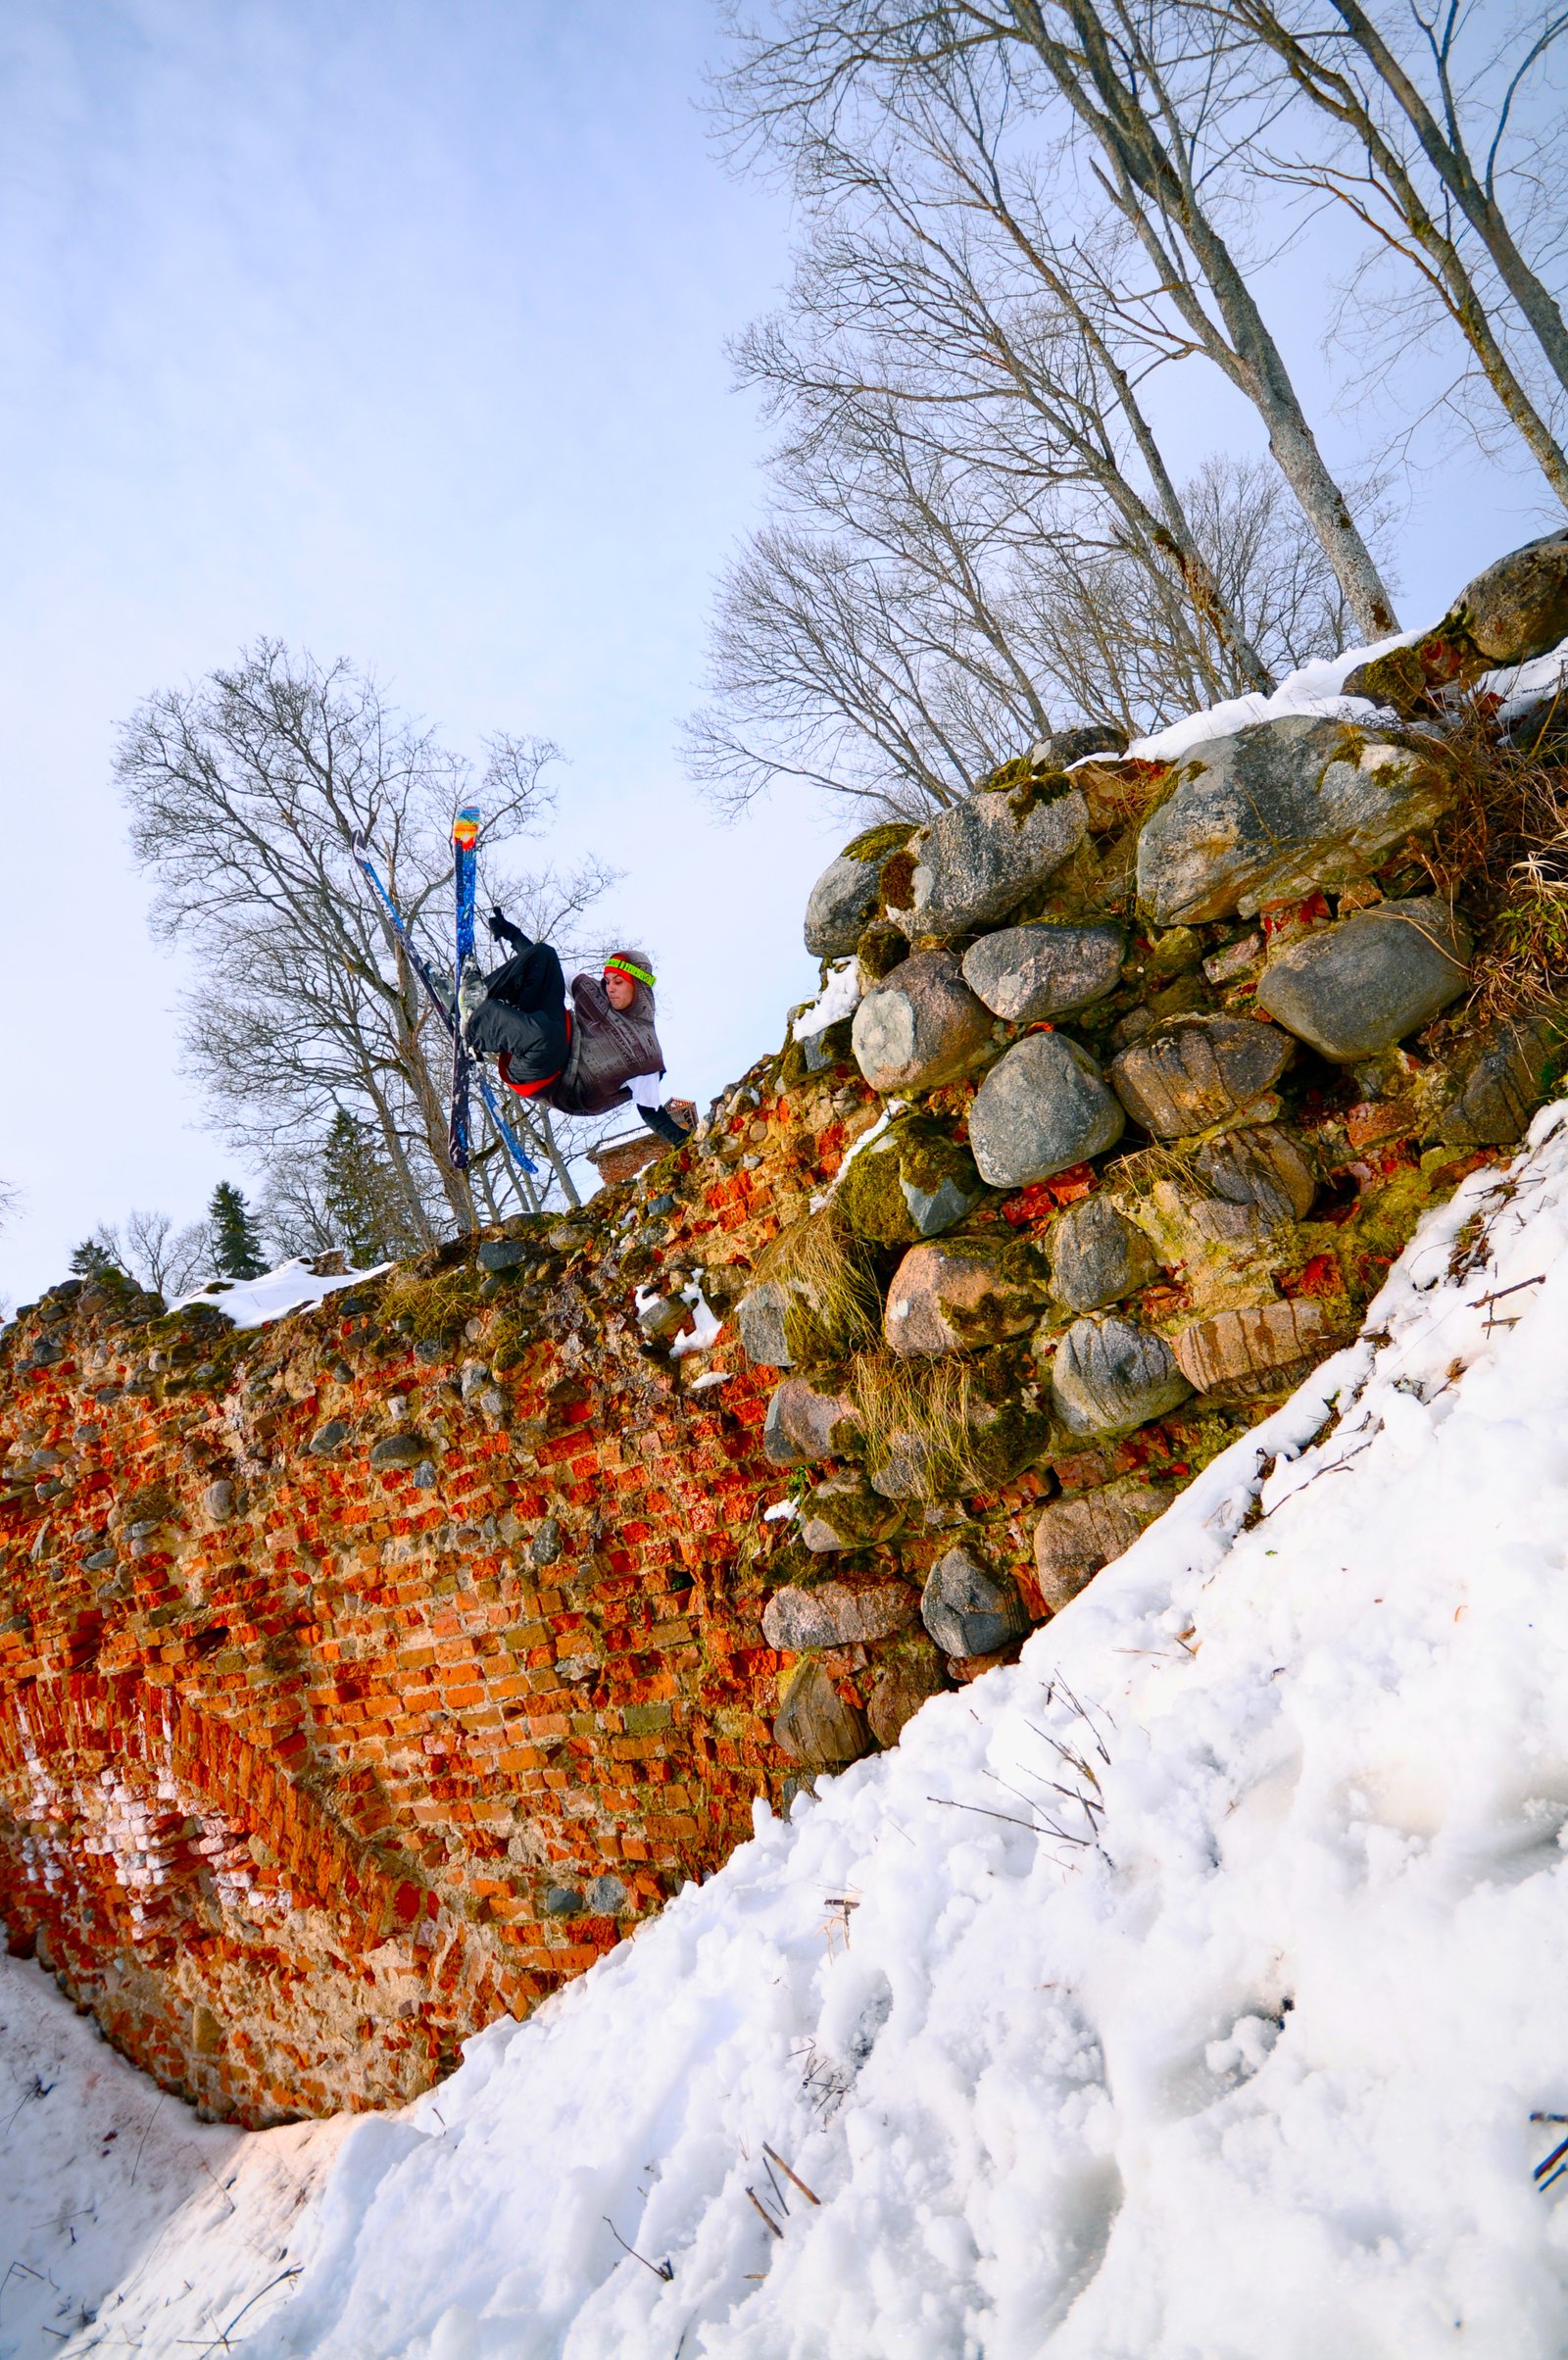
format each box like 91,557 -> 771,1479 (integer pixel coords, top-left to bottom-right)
0,0 -> 1556,1304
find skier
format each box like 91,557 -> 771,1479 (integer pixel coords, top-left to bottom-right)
458,912 -> 695,1147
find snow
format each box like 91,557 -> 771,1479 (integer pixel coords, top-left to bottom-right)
171,1259 -> 392,1331
671,1281 -> 723,1359
632,1279 -> 725,1358
791,959 -> 861,1042
1124,630 -> 1568,764
29,1103 -> 1568,2355
0,1951 -> 351,2360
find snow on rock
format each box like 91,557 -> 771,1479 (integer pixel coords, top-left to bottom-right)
792,958 -> 862,1042
172,1259 -> 392,1331
1125,634 -> 1419,763
57,1106 -> 1568,2357
1125,631 -> 1568,766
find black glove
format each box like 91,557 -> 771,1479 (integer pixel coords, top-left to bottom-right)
487,907 -> 511,944
639,1103 -> 693,1148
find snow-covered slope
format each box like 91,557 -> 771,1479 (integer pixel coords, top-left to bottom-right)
39,1102 -> 1568,2357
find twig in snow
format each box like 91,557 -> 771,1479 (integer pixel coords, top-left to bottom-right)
745,2188 -> 785,2239
129,2095 -> 162,2186
762,2144 -> 820,2205
927,1795 -> 1037,1832
761,2152 -> 790,2218
1533,2134 -> 1568,2187
181,2264 -> 303,2353
1475,1275 -> 1545,1307
1044,1676 -> 1113,1761
602,2217 -> 674,2281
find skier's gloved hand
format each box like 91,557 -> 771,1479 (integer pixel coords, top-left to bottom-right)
639,1103 -> 694,1148
487,907 -> 511,944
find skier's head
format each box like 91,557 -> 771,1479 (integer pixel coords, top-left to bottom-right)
603,950 -> 655,1013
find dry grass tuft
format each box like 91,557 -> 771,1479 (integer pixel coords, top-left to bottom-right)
1411,696 -> 1568,1028
752,1206 -> 882,1359
846,1349 -> 985,1500
381,1262 -> 488,1338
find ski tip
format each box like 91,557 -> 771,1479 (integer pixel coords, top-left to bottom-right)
452,807 -> 480,849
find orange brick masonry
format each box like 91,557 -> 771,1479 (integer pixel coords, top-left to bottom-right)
0,1080 -> 844,2125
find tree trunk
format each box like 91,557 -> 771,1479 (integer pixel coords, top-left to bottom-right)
1007,0 -> 1401,638
1332,0 -> 1568,413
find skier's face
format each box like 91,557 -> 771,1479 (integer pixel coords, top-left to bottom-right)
604,969 -> 635,1011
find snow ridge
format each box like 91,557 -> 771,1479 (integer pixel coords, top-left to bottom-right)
47,1104 -> 1568,2358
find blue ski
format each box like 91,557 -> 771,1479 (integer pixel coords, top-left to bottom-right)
349,829 -> 537,1178
449,807 -> 480,1171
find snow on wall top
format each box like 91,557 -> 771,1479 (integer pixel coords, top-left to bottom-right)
171,1257 -> 393,1330
68,1098 -> 1568,2359
1125,629 -> 1568,764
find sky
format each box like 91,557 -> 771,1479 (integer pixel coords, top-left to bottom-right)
0,0 -> 1558,1308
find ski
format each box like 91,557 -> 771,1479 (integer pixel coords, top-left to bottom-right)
349,830 -> 538,1178
448,806 -> 480,1171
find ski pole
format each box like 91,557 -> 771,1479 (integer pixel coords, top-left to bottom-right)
349,834 -> 539,1178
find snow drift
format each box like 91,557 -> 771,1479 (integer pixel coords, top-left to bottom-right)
25,1096 -> 1567,2355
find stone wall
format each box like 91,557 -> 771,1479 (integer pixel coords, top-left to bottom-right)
2,527 -> 1565,2126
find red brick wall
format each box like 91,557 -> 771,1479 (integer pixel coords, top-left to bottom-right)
0,1080 -> 835,2124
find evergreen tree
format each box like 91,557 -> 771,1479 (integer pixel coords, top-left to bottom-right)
69,1236 -> 122,1278
208,1181 -> 267,1279
321,1109 -> 397,1267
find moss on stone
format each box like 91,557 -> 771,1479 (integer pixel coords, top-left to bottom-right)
843,820 -> 919,863
837,1115 -> 987,1247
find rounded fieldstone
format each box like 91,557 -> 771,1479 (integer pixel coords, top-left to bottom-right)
798,1473 -> 905,1552
852,952 -> 993,1096
1172,1301 -> 1340,1399
919,1545 -> 1031,1659
477,1239 -> 530,1273
1109,1014 -> 1295,1138
866,1640 -> 947,1747
736,1280 -> 793,1369
1033,1482 -> 1164,1610
368,1432 -> 427,1469
836,1113 -> 986,1245
202,1480 -> 235,1523
805,854 -> 882,959
1254,900 -> 1471,1061
1192,1124 -> 1316,1222
541,1886 -> 584,1918
306,1419 -> 350,1457
586,1875 -> 629,1916
886,783 -> 1090,937
1435,1015 -> 1557,1147
960,921 -> 1125,1023
1051,1314 -> 1192,1438
1048,1194 -> 1160,1312
761,1578 -> 919,1649
763,1376 -> 859,1466
967,1034 -> 1125,1189
530,1517 -> 563,1566
1135,714 -> 1455,925
1452,528 -> 1568,664
883,1237 -> 1051,1358
773,1661 -> 871,1768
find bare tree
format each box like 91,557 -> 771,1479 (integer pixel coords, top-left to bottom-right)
1210,0 -> 1568,506
83,1211 -> 212,1301
717,0 -> 1401,634
118,642 -> 613,1240
690,414 -> 1358,815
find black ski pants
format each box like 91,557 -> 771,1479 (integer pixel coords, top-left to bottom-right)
466,940 -> 568,1085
